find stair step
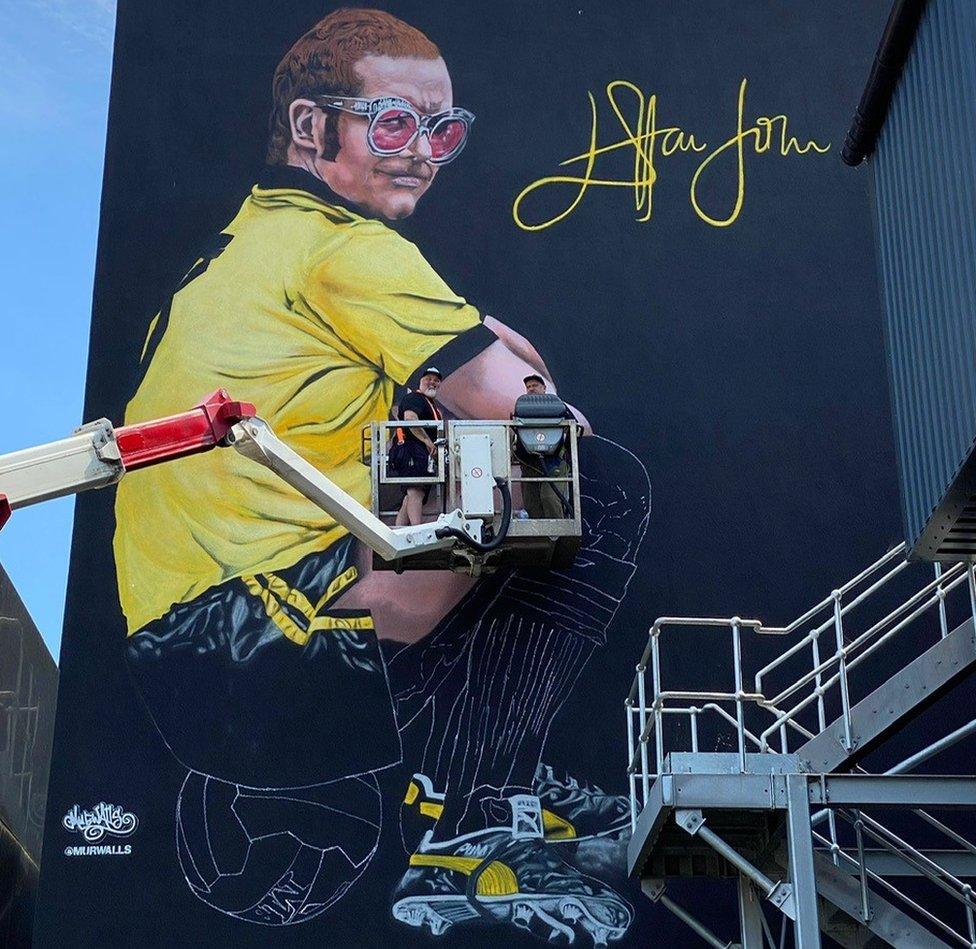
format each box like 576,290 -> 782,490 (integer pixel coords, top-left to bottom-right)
765,845 -> 954,948
808,851 -> 953,948
797,618 -> 976,773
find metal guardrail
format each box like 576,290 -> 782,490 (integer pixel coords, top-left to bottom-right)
625,545 -> 976,947
367,418 -> 447,485
367,418 -> 582,536
626,545 -> 976,784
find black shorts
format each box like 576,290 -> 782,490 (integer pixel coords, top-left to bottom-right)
125,536 -> 401,788
388,439 -> 433,499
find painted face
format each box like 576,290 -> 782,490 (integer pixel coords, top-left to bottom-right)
524,378 -> 547,395
419,373 -> 441,397
328,55 -> 453,221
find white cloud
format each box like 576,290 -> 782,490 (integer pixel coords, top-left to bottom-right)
25,0 -> 117,51
0,37 -> 57,121
0,0 -> 116,125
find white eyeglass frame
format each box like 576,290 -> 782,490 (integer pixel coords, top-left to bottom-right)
314,95 -> 475,164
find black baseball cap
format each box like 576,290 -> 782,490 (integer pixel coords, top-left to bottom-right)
421,366 -> 442,379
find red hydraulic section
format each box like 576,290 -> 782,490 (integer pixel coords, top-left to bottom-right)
0,495 -> 9,531
115,389 -> 256,472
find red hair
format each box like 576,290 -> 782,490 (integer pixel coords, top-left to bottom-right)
267,8 -> 441,164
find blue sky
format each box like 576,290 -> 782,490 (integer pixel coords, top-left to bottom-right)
0,0 -> 116,659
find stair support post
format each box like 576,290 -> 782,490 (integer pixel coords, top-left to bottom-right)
651,627 -> 664,773
732,618 -> 747,772
963,883 -> 975,947
853,811 -> 871,922
786,774 -> 822,949
637,667 -> 650,804
737,875 -> 765,949
832,591 -> 854,752
625,698 -> 637,833
935,563 -> 949,638
810,629 -> 840,861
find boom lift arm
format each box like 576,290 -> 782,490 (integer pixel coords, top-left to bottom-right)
0,390 -> 488,560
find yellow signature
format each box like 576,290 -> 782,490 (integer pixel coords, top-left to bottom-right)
512,78 -> 830,231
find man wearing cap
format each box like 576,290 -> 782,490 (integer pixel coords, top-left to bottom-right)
517,373 -> 577,520
390,366 -> 443,526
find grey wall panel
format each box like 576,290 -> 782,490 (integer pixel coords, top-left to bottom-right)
873,0 -> 976,557
0,565 -> 57,947
0,567 -> 57,866
0,818 -> 37,949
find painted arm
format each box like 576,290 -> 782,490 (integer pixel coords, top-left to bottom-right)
483,315 -> 551,379
437,338 -> 592,433
338,329 -> 590,644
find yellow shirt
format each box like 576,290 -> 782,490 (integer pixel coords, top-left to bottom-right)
114,169 -> 483,633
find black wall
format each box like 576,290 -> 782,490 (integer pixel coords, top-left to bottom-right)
35,2 -> 901,946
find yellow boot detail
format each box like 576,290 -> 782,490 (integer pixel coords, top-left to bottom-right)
542,809 -> 577,840
419,801 -> 444,820
408,853 -> 519,897
404,781 -> 575,842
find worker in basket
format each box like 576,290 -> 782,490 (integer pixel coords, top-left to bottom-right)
389,367 -> 443,526
513,373 -> 580,519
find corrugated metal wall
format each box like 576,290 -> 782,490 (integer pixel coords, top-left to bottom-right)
873,0 -> 976,557
0,565 -> 57,947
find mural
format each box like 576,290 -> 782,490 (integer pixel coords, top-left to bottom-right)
36,2 -> 896,946
107,11 -> 651,940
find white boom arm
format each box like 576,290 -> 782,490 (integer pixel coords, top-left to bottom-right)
0,390 -> 489,561
226,417 -> 483,560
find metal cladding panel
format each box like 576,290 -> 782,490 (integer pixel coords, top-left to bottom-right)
872,0 -> 976,558
0,566 -> 57,865
0,565 -> 58,947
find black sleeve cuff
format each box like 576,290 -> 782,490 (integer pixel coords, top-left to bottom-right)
410,322 -> 498,387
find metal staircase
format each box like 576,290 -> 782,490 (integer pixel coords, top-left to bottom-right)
625,546 -> 976,948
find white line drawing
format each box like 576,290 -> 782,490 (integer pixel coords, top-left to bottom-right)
165,435 -> 651,943
175,771 -> 382,926
387,436 -> 651,944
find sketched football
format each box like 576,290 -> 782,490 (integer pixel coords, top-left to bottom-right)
176,771 -> 381,925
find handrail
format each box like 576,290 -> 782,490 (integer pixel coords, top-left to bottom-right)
835,808 -> 976,910
812,828 -> 971,948
757,567 -> 968,749
625,543 -> 976,948
756,560 -> 962,699
751,544 -> 906,637
628,551 -> 963,774
627,683 -> 976,942
630,617 -> 762,701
